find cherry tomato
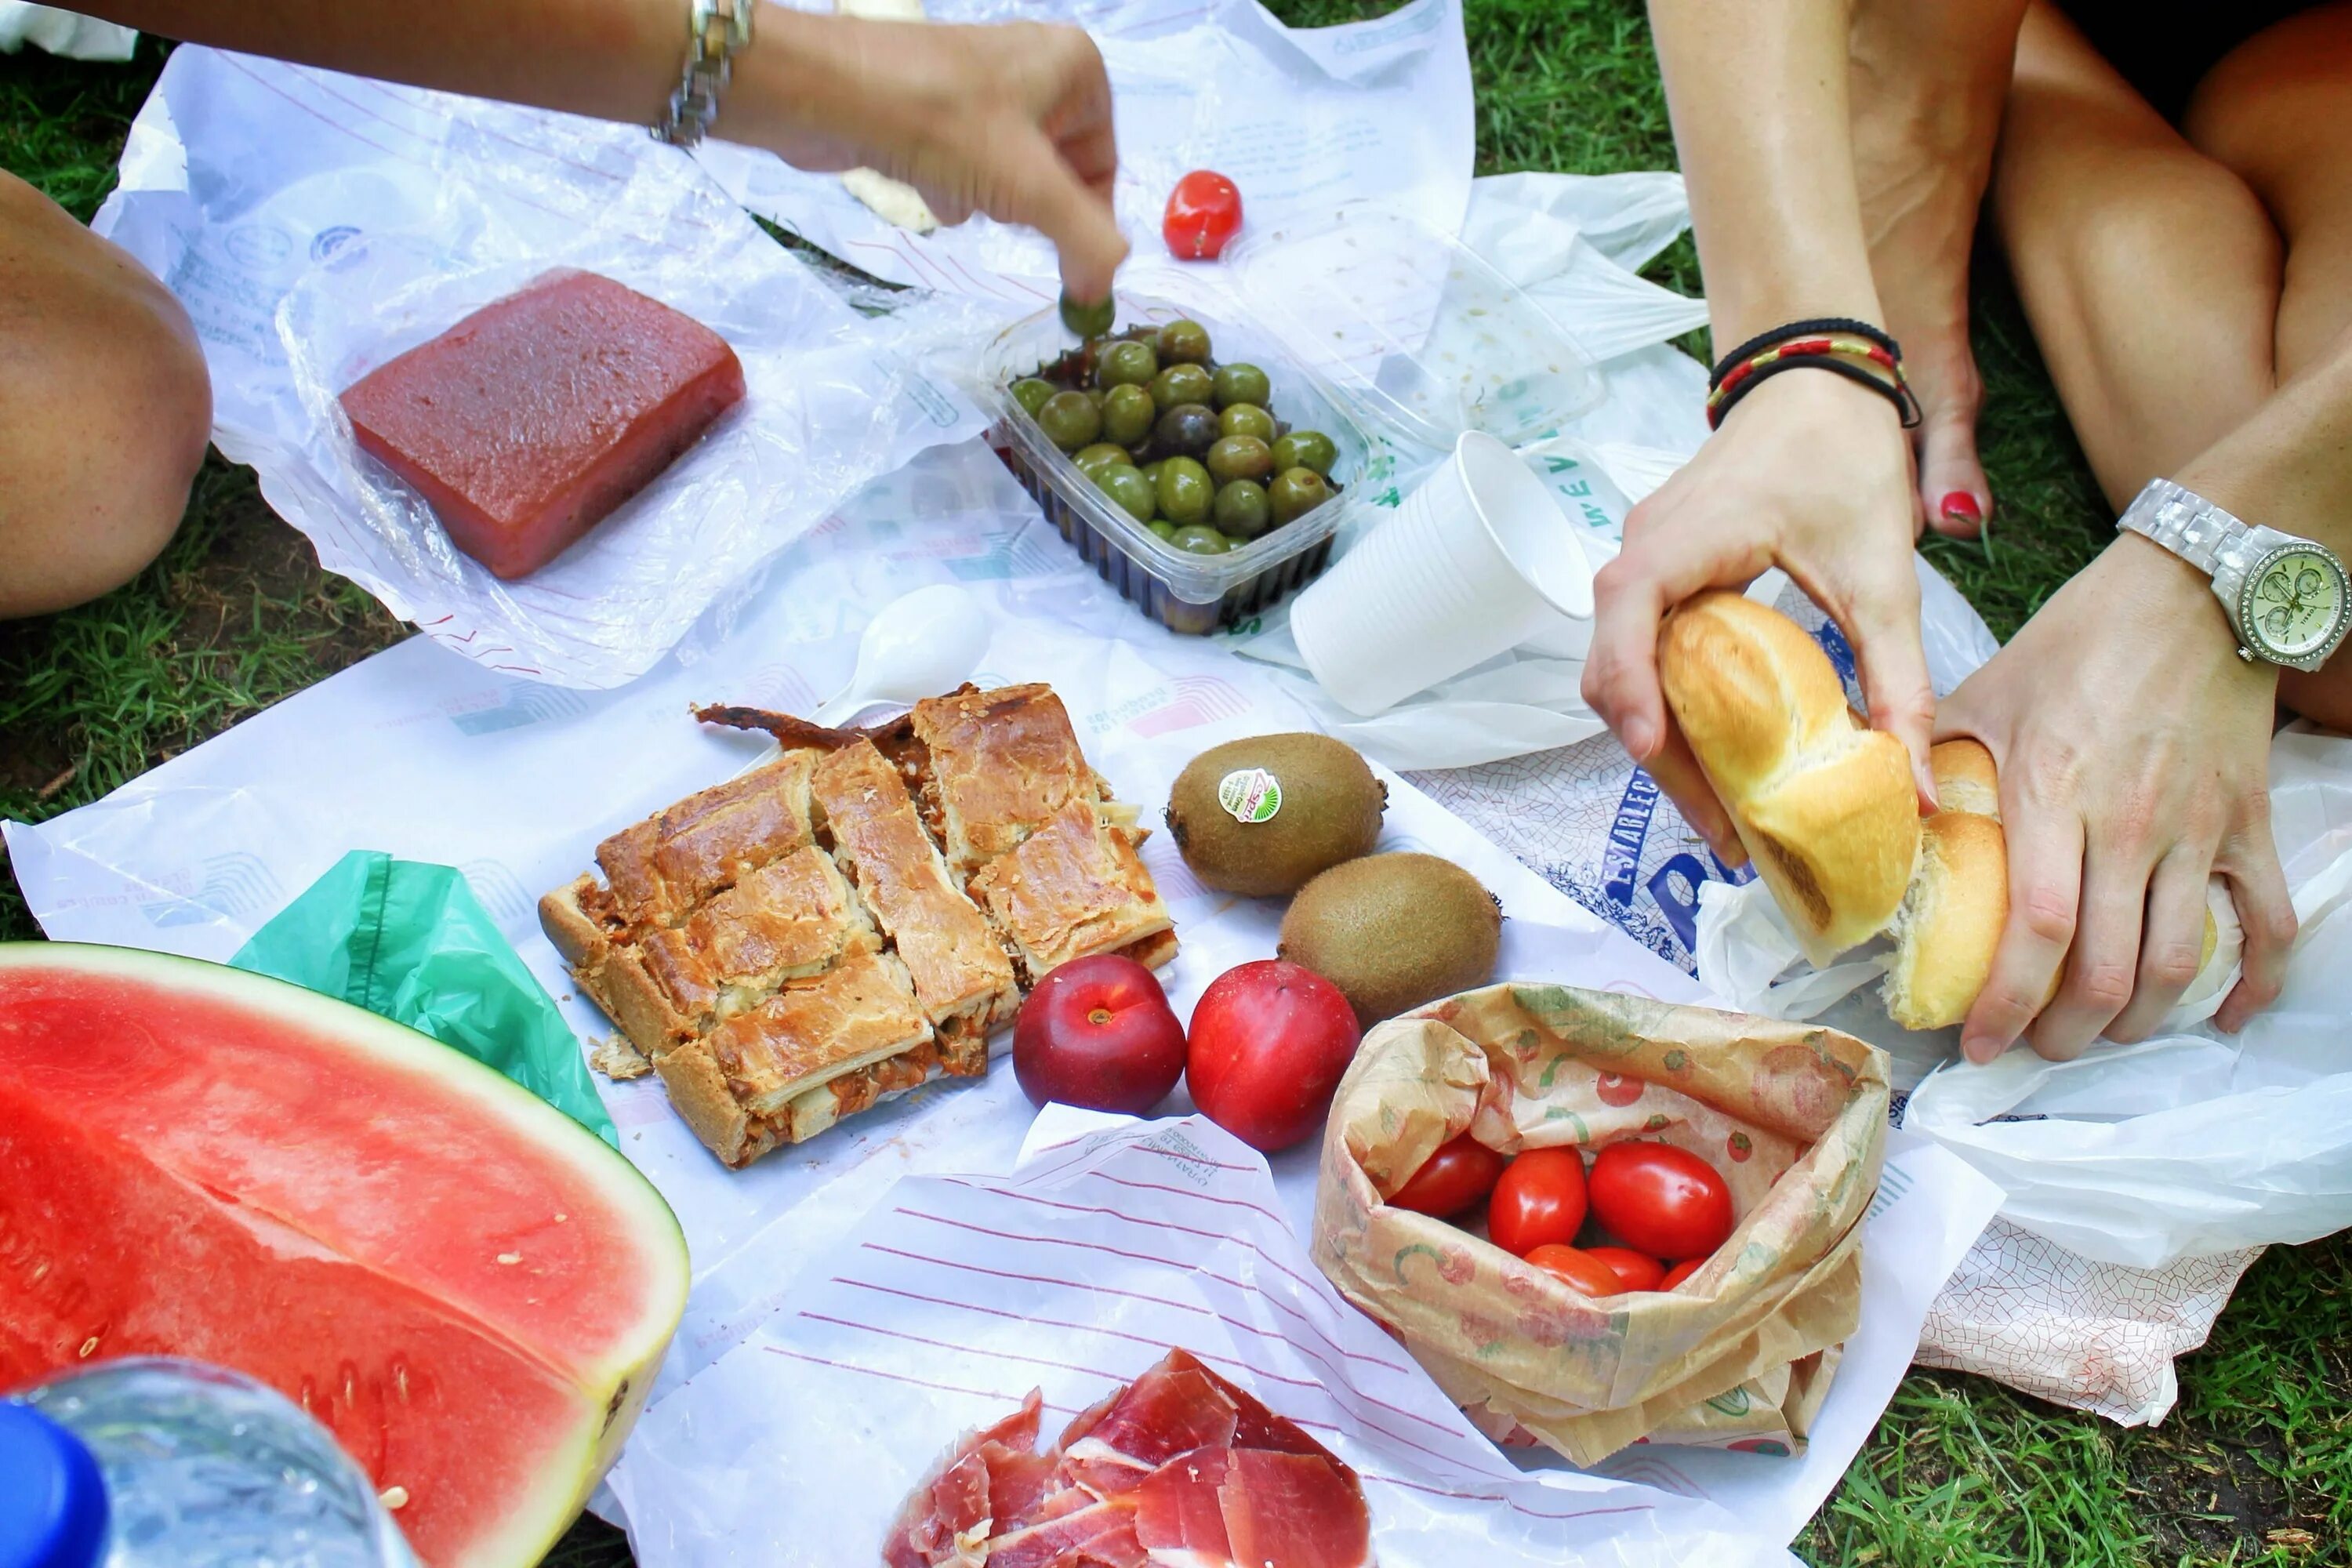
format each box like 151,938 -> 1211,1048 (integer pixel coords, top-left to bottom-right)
1588,1142 -> 1735,1261
1659,1258 -> 1705,1291
1486,1146 -> 1588,1257
1523,1244 -> 1625,1297
1581,1246 -> 1666,1293
1387,1134 -> 1504,1218
1164,170 -> 1243,261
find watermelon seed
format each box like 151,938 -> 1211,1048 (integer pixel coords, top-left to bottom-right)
395,1364 -> 410,1403
379,1486 -> 409,1511
77,1337 -> 98,1359
497,1251 -> 523,1265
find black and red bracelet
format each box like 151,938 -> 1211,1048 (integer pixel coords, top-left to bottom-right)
1704,317 -> 1922,431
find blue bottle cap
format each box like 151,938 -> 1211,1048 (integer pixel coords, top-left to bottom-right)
0,1403 -> 108,1568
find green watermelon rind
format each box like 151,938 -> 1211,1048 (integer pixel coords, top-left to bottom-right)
0,942 -> 691,1568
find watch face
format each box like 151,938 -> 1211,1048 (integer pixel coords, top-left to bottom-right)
2241,545 -> 2350,660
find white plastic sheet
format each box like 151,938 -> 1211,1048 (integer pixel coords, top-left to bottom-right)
92,47 -> 993,688
7,440 -> 2005,1561
0,3 -> 132,58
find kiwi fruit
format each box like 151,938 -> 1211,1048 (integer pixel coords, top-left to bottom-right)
1164,733 -> 1385,898
1278,853 -> 1501,1025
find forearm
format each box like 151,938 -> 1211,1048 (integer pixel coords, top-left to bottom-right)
2176,331 -> 2352,561
82,1 -> 881,169
1647,0 -> 1883,344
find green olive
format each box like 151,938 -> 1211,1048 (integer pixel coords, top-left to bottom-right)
1268,466 -> 1332,525
1205,434 -> 1274,488
1102,383 -> 1156,448
1149,519 -> 1178,541
1211,363 -> 1272,410
1156,456 -> 1215,528
1218,403 -> 1277,442
1012,378 -> 1056,419
1149,363 -> 1215,411
1037,390 -> 1102,453
1097,339 -> 1160,390
1138,459 -> 1165,491
1073,443 -> 1134,479
1271,430 -> 1338,478
1213,480 -> 1272,541
1157,319 -> 1212,365
1059,292 -> 1115,339
1166,524 -> 1232,555
1082,387 -> 1109,416
1096,465 -> 1158,524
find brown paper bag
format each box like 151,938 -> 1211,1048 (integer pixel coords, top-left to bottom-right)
1311,981 -> 1889,1466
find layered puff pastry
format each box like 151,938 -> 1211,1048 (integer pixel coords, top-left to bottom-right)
542,684 -> 1174,1168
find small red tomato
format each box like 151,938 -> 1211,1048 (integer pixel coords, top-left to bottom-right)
1660,1258 -> 1705,1290
1185,960 -> 1361,1151
1486,1146 -> 1588,1257
1588,1142 -> 1736,1261
1581,1246 -> 1666,1293
1014,955 -> 1187,1114
1523,1244 -> 1625,1297
1163,170 -> 1243,261
1388,1134 -> 1505,1218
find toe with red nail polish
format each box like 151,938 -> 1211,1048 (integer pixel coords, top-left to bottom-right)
1940,491 -> 1982,526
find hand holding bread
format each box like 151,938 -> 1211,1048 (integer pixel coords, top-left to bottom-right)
1661,592 -> 2244,1044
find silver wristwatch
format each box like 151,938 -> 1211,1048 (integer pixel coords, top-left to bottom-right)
2116,477 -> 2352,673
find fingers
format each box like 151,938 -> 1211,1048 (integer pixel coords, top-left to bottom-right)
1961,804 -> 2081,1063
2105,844 -> 2216,1043
1835,567 -> 1940,812
1580,496 -> 1732,765
2029,835 -> 2151,1060
2216,811 -> 2298,1033
1645,715 -> 1748,869
993,124 -> 1128,304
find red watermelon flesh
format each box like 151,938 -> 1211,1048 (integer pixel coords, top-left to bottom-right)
0,944 -> 689,1568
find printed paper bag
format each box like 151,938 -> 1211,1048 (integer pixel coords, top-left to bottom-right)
1312,982 -> 1889,1465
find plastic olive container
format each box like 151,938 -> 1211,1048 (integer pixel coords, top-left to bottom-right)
981,205 -> 1602,635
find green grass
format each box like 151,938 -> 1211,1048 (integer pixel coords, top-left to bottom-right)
3,6 -> 2347,1566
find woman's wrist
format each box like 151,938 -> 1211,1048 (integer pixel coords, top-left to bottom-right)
720,6 -> 894,172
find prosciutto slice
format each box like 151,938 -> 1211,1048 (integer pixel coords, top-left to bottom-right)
880,1352 -> 1374,1567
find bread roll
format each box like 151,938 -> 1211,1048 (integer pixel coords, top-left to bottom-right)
1883,739 -> 2220,1030
1658,591 -> 1918,964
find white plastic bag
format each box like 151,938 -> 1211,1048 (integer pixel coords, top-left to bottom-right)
93,48 -> 993,688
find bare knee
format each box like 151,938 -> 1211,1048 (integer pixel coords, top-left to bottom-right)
0,176 -> 212,619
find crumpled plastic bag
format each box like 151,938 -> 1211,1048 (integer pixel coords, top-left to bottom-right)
230,850 -> 615,1145
1312,981 -> 1889,1466
0,4 -> 133,58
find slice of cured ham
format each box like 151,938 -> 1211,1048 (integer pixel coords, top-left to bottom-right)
881,1352 -> 1374,1567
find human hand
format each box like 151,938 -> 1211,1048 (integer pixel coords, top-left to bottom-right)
1939,533 -> 2295,1062
748,15 -> 1126,301
1581,368 -> 1940,862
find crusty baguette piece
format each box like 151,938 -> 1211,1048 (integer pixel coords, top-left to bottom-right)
1659,591 -> 1918,964
1883,739 -> 2220,1031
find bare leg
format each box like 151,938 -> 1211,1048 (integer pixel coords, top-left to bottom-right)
1848,0 -> 2030,537
0,171 -> 211,619
1992,1 -> 2352,729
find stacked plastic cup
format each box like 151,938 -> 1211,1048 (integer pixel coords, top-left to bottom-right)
1291,431 -> 1595,716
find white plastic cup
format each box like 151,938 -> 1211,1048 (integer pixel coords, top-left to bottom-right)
1291,431 -> 1595,717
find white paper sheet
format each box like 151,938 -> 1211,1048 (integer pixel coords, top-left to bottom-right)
9,439 -> 1999,1559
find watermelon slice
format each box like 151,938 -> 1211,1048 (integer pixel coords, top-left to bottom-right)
0,944 -> 689,1568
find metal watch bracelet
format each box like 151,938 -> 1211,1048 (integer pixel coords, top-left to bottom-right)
2116,477 -> 2235,574
654,0 -> 755,148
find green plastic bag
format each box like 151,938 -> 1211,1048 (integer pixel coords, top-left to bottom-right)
230,851 -> 618,1146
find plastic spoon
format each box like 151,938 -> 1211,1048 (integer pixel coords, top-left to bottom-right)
808,584 -> 990,728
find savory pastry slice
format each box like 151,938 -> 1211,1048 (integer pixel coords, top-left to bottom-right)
909,684 -> 1122,879
969,801 -> 1177,981
811,739 -> 1020,1047
654,947 -> 930,1169
590,750 -> 818,930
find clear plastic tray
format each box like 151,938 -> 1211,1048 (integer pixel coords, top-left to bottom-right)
979,209 -> 1601,634
981,290 -> 1379,635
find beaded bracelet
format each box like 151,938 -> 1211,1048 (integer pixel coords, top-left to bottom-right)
1704,319 -> 1921,432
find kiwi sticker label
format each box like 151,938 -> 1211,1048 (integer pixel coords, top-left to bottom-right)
1217,768 -> 1282,825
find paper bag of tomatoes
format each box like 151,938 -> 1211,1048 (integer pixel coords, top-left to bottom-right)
1309,981 -> 1889,1466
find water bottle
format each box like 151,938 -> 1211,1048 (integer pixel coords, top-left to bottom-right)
0,1358 -> 417,1568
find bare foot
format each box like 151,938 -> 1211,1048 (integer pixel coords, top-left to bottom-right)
1848,0 -> 2028,539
